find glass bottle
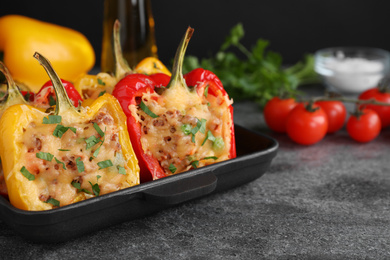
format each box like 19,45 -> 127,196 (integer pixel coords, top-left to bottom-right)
101,0 -> 158,73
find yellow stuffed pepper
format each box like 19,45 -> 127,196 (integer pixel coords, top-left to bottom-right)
0,53 -> 139,211
74,20 -> 170,100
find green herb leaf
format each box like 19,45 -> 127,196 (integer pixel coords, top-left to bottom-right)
36,152 -> 54,162
97,78 -> 106,86
98,90 -> 106,97
71,181 -> 92,194
76,157 -> 85,173
140,100 -> 159,118
42,115 -> 62,124
202,130 -> 216,146
117,166 -> 126,175
97,160 -> 113,170
55,157 -> 66,170
89,175 -> 101,196
168,164 -> 177,173
199,118 -> 207,134
191,161 -> 199,169
20,166 -> 35,181
203,156 -> 218,160
53,124 -> 73,138
45,198 -> 60,207
93,123 -> 105,137
181,124 -> 192,135
85,135 -> 101,150
93,146 -> 101,158
58,149 -> 70,151
212,137 -> 225,151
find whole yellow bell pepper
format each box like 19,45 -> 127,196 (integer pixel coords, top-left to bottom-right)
0,15 -> 95,93
0,52 -> 139,211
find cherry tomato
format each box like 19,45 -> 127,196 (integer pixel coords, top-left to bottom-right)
263,97 -> 297,133
286,103 -> 328,145
346,109 -> 381,143
315,100 -> 347,133
359,88 -> 390,128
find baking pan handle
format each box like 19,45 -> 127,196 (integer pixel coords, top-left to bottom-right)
143,172 -> 217,205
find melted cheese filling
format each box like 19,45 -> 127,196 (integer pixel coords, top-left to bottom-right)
130,85 -> 233,176
18,108 -> 133,208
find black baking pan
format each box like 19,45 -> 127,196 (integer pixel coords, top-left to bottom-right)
0,124 -> 278,243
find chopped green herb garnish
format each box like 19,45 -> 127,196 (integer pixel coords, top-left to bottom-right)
191,161 -> 199,169
36,152 -> 54,162
45,198 -> 60,207
199,119 -> 207,134
58,149 -> 70,151
181,124 -> 192,135
89,175 -> 101,196
97,78 -> 106,86
93,146 -> 101,158
42,115 -> 62,124
93,123 -> 105,137
168,164 -> 177,173
202,130 -> 216,146
140,100 -> 159,118
204,84 -> 209,97
20,166 -> 35,181
71,181 -> 92,194
85,135 -> 101,149
98,90 -> 106,97
97,160 -> 113,170
212,137 -> 225,151
55,157 -> 66,170
117,166 -> 126,175
48,95 -> 56,106
53,125 -> 67,138
203,156 -> 218,160
76,157 -> 85,173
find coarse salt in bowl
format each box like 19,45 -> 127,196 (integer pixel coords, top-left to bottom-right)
314,47 -> 390,94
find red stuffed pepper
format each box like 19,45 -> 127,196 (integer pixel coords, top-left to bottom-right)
113,27 -> 236,182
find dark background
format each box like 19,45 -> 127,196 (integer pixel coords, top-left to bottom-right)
1,0 -> 389,68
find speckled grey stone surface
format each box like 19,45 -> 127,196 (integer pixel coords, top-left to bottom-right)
1,95 -> 390,259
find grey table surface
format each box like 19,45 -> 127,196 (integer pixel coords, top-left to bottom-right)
1,87 -> 390,259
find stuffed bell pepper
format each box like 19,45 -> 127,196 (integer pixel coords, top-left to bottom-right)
0,62 -> 30,197
0,53 -> 139,211
113,27 -> 236,182
74,20 -> 170,100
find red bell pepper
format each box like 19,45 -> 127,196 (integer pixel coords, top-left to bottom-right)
149,73 -> 171,88
34,79 -> 83,108
113,27 -> 236,182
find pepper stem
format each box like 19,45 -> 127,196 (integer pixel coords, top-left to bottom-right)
0,62 -> 27,108
166,27 -> 194,89
113,19 -> 132,80
33,52 -> 79,116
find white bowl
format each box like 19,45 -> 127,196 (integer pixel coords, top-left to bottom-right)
314,47 -> 390,94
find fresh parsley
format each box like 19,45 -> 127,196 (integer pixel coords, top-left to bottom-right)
168,164 -> 177,173
89,175 -> 101,196
36,152 -> 54,162
42,115 -> 62,124
55,157 -> 66,170
182,23 -> 319,107
76,157 -> 85,173
53,124 -> 76,138
20,166 -> 35,181
71,181 -> 92,194
45,198 -> 60,207
140,100 -> 159,118
97,160 -> 113,170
